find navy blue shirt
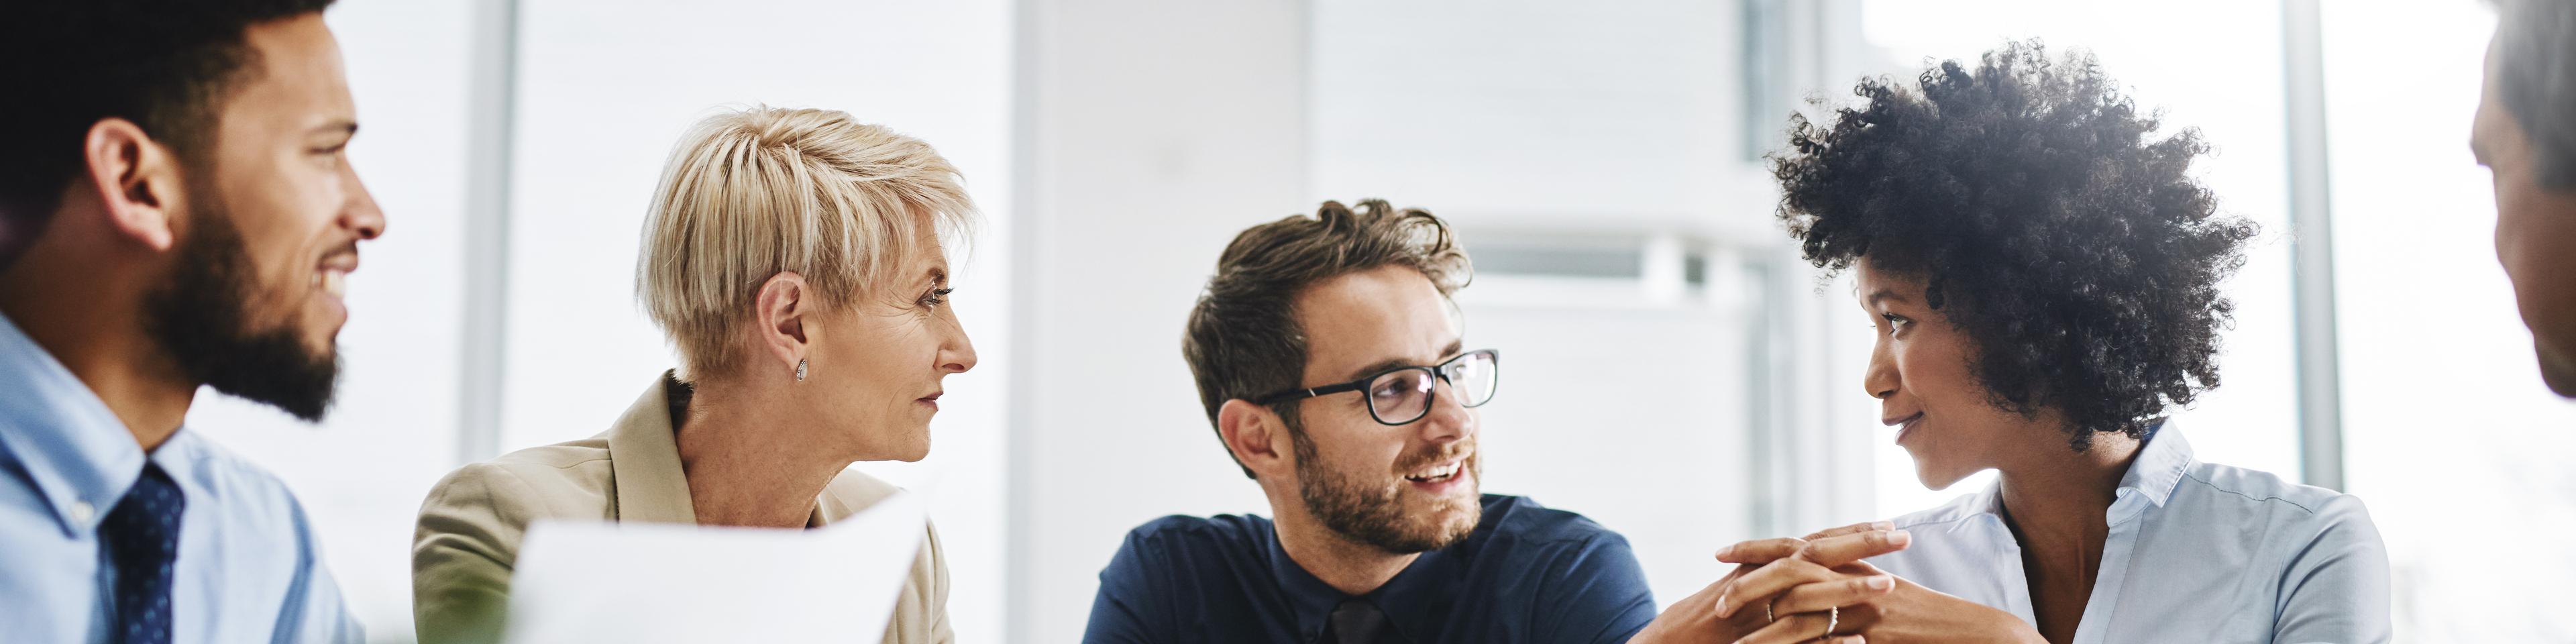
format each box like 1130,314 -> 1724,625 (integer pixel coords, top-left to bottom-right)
1083,494 -> 1657,644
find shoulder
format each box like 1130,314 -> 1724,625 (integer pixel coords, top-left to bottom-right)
1480,494 -> 1629,549
2169,461 -> 2383,549
1101,513 -> 1275,579
421,436 -> 615,523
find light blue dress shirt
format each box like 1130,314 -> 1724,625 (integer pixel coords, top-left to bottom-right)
0,315 -> 360,643
1868,425 -> 2390,644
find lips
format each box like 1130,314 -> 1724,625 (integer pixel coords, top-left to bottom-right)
1404,460 -> 1464,483
916,391 -> 943,410
1886,412 -> 1924,444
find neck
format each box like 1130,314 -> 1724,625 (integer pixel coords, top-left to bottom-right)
0,227 -> 195,452
1265,482 -> 1418,596
1996,431 -> 2141,539
673,376 -> 851,528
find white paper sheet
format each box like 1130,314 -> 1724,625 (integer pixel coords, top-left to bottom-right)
501,491 -> 926,644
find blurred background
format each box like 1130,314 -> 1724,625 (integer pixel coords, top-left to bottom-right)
179,0 -> 2576,641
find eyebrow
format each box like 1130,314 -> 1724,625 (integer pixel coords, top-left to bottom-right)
1864,288 -> 1907,307
1340,339 -> 1470,382
312,121 -> 359,138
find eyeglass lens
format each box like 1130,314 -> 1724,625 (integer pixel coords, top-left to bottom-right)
1363,351 -> 1499,424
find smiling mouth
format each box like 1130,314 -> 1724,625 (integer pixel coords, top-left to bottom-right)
312,268 -> 347,298
1887,413 -> 1924,442
1403,460 -> 1464,483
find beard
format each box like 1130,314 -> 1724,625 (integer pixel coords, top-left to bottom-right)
1291,421 -> 1483,554
143,199 -> 339,422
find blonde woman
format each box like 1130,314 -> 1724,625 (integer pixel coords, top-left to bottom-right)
411,107 -> 977,644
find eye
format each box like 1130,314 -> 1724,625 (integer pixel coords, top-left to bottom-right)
1881,312 -> 1909,333
920,287 -> 953,308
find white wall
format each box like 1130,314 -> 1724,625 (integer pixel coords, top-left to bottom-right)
1005,0 -> 1311,640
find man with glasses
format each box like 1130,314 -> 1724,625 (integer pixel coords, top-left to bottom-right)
1080,200 -> 1657,643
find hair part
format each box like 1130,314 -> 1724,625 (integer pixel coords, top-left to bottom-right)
637,107 -> 978,380
0,0 -> 338,267
1771,41 -> 2255,450
2496,0 -> 2576,191
1183,200 -> 1470,478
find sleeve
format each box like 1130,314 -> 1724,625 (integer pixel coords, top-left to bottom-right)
1537,532 -> 1660,644
2272,494 -> 2394,644
1081,530 -> 1165,644
411,463 -> 538,644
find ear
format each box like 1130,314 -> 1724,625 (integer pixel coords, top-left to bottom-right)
1218,398 -> 1295,482
82,118 -> 185,251
752,272 -> 814,379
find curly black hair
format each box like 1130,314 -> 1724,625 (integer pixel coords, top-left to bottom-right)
1770,42 -> 2256,451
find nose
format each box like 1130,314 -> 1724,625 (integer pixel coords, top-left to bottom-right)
938,311 -> 977,374
1414,375 -> 1474,445
1864,335 -> 1900,400
340,158 -> 385,240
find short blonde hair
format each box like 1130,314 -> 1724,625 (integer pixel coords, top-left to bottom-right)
638,106 -> 977,378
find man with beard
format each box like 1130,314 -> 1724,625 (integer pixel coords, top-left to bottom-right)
2476,0 -> 2576,396
0,1 -> 384,642
1081,200 -> 1654,644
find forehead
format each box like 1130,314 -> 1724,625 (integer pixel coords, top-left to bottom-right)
229,15 -> 353,121
1293,265 -> 1457,376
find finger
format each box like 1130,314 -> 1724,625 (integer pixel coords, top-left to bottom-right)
1715,537 -> 1807,564
1801,521 -> 1893,541
1712,559 -> 1833,619
1820,636 -> 1866,644
1733,608 -> 1837,644
1768,575 -> 1894,614
1797,529 -> 1911,568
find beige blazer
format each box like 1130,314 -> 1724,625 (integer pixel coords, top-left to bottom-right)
411,373 -> 953,644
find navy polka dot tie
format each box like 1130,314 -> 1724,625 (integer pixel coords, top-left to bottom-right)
99,463 -> 183,644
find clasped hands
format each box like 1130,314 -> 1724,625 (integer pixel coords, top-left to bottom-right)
1627,522 -> 2043,644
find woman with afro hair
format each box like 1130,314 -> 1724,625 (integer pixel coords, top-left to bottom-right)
1701,43 -> 2391,644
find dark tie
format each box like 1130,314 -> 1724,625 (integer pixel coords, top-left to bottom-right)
99,463 -> 184,644
1318,597 -> 1405,644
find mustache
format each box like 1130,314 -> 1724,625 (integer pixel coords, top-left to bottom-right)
1392,440 -> 1475,474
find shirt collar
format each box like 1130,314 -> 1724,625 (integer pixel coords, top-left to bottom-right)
1960,421 -> 2195,521
2116,420 -> 2193,509
604,372 -> 698,525
1267,526 -> 1364,641
0,313 -> 146,535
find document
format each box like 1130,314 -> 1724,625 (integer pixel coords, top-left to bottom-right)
502,491 -> 926,643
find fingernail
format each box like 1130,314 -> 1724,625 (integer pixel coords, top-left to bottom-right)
1888,529 -> 1911,548
1868,575 -> 1893,590
1871,521 -> 1894,531
1714,545 -> 1733,559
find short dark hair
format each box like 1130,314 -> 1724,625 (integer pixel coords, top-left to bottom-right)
2496,0 -> 2576,191
1183,200 -> 1471,478
0,0 -> 338,264
1770,42 -> 2256,451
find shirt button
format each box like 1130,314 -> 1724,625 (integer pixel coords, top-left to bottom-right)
68,500 -> 94,523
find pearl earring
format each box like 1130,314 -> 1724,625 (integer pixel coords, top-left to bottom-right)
796,358 -> 808,382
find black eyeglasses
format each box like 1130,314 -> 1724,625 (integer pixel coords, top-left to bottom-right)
1254,349 -> 1501,426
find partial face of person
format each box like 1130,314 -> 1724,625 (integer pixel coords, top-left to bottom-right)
1857,262 -> 2054,490
1285,264 -> 1480,553
804,221 -> 976,462
146,13 -> 384,421
2473,36 -> 2576,397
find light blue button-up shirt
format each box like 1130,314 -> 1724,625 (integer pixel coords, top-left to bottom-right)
1870,425 -> 2390,644
0,315 -> 360,643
